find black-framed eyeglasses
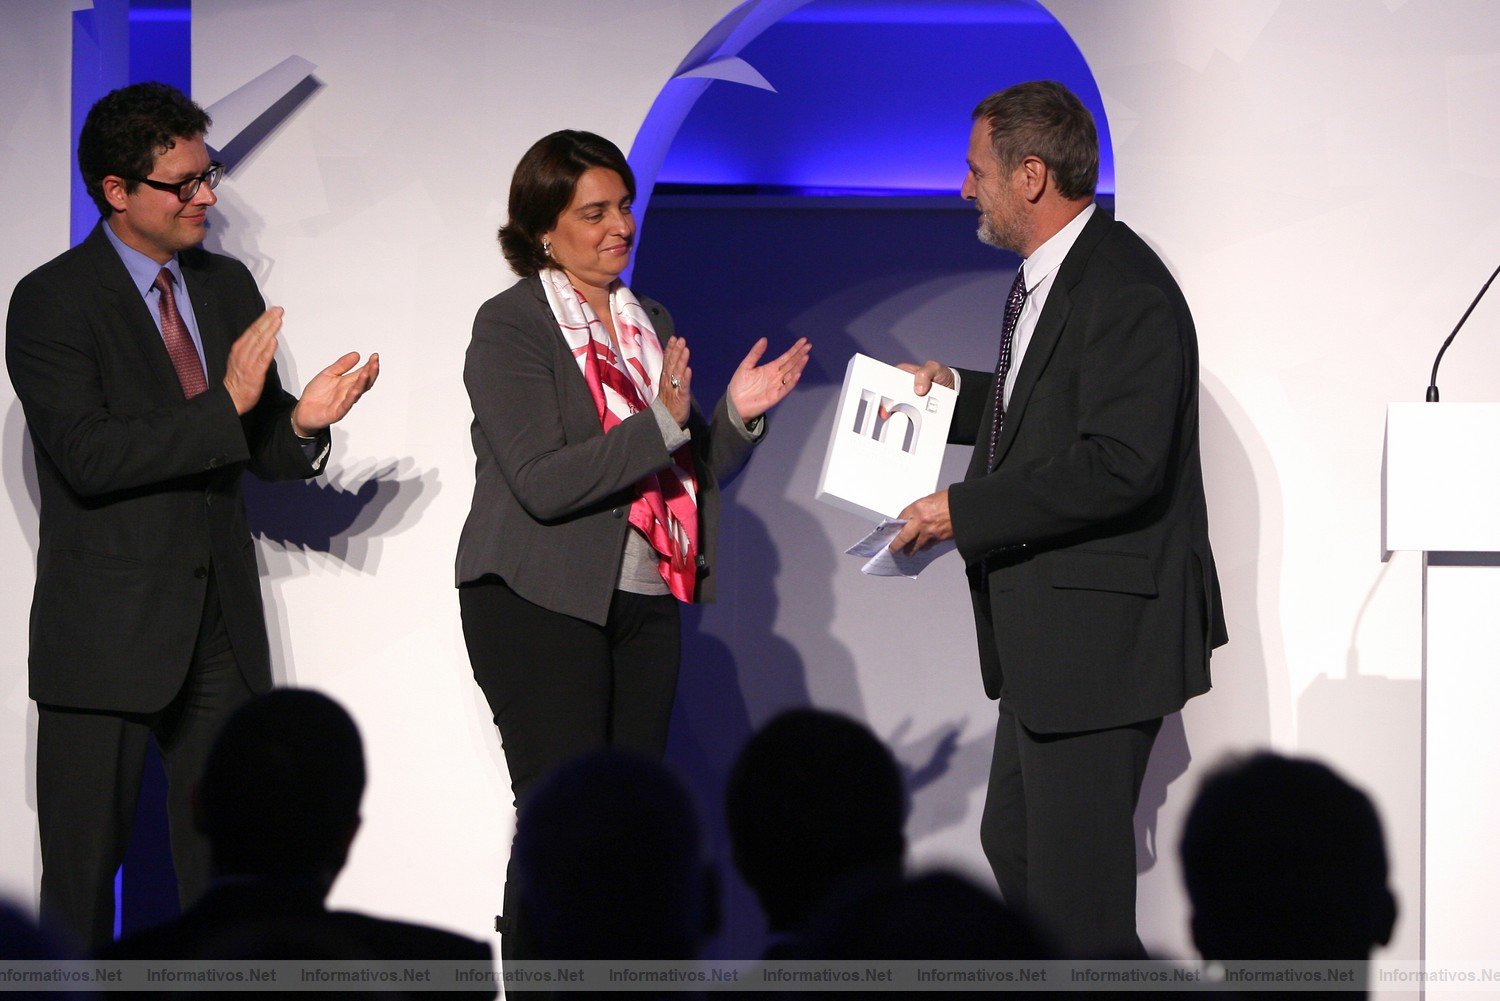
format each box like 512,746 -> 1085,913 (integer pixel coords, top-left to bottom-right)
124,162 -> 224,202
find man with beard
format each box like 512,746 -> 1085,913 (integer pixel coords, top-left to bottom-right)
891,80 -> 1227,957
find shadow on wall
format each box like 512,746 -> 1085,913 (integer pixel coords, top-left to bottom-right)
669,507 -> 803,962
1133,380 -> 1282,880
1296,556 -> 1421,958
1192,378 -> 1279,752
1135,712 -> 1190,875
3,400 -> 42,851
206,151 -> 441,682
3,402 -> 40,556
3,401 -> 42,892
246,458 -> 440,692
243,459 -> 439,569
1297,674 -> 1419,945
202,87 -> 439,572
210,75 -> 322,177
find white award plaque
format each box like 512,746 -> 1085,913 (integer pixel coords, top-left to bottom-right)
815,353 -> 957,520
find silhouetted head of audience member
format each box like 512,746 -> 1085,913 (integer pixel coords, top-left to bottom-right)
1179,752 -> 1397,961
194,689 -> 366,887
726,708 -> 907,935
796,870 -> 1053,961
2,898 -> 89,1000
2,897 -> 72,960
512,749 -> 714,960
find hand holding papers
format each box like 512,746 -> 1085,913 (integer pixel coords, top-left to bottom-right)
846,519 -> 956,578
816,354 -> 958,577
816,354 -> 956,519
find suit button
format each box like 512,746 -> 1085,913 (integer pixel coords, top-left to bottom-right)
194,566 -> 208,579
613,508 -> 624,518
207,457 -> 221,469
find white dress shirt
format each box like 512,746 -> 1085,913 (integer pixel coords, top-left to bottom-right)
1002,202 -> 1095,407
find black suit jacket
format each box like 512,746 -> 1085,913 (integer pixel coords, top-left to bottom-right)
948,208 -> 1227,733
5,223 -> 328,713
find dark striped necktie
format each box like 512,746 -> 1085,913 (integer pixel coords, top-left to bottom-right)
985,266 -> 1027,472
153,268 -> 208,399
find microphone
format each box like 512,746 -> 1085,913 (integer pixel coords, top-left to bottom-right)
1426,262 -> 1500,402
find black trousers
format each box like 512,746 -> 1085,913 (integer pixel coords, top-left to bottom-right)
460,576 -> 681,810
460,576 -> 680,967
980,702 -> 1161,959
36,566 -> 254,952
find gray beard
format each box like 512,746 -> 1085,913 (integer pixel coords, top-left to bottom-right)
977,217 -> 1012,252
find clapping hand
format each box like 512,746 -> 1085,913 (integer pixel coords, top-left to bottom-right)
224,308 -> 284,415
291,351 -> 380,435
728,337 -> 812,421
656,336 -> 692,427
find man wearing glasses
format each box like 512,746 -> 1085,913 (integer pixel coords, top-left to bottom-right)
5,81 -> 378,949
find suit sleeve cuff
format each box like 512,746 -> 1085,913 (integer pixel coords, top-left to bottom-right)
724,393 -> 764,441
650,398 -> 691,452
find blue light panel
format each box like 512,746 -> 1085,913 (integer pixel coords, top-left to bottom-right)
655,0 -> 1113,197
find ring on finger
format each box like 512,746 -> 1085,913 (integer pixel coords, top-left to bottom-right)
669,376 -> 681,389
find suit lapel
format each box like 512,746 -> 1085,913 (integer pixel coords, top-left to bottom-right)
986,208 -> 1111,470
82,224 -> 187,399
181,252 -> 231,383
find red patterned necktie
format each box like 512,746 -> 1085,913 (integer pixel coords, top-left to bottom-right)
985,266 -> 1028,472
153,268 -> 208,399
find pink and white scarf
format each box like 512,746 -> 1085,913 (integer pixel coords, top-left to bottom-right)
539,267 -> 700,602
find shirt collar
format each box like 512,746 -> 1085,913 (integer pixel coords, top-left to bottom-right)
1020,201 -> 1095,292
102,219 -> 184,299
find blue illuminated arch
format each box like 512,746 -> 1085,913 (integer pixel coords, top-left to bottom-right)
628,0 -> 1112,219
70,0 -> 192,245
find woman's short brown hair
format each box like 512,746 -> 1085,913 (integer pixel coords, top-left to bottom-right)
498,130 -> 637,278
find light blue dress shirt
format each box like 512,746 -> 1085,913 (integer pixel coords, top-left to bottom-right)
102,221 -> 210,382
101,221 -> 326,461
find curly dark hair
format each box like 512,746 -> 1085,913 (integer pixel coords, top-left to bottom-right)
498,130 -> 635,278
77,81 -> 212,217
973,81 -> 1097,202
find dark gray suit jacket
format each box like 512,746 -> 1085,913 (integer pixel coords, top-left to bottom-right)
5,223 -> 328,713
456,273 -> 759,624
948,208 -> 1228,733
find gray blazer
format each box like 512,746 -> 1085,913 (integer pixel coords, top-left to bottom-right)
455,273 -> 759,625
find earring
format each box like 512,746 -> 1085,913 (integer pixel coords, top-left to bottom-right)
541,240 -> 552,257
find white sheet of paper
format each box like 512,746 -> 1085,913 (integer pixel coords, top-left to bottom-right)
845,519 -> 956,578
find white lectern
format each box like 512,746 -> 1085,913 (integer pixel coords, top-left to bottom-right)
1382,403 -> 1500,986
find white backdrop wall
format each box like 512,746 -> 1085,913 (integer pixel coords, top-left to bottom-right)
3,0 -> 1498,970
1050,0 -> 1500,965
0,0 -> 75,924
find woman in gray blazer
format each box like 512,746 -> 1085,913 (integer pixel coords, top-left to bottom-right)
456,131 -> 808,956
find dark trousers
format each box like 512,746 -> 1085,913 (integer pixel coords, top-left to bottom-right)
459,576 -> 680,965
980,702 -> 1161,959
36,566 -> 254,952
